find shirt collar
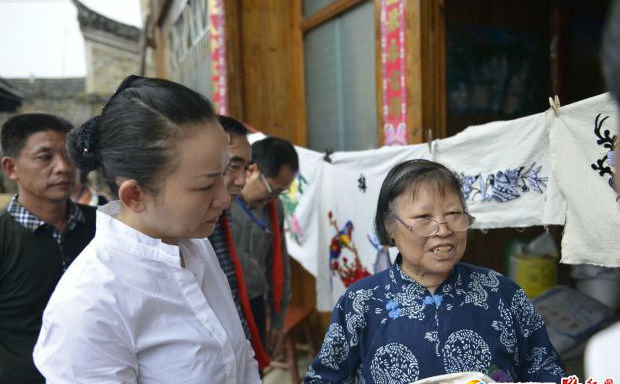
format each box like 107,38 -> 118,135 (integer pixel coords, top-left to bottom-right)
391,253 -> 461,293
6,194 -> 85,233
96,201 -> 182,267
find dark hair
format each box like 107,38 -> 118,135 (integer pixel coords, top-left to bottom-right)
218,115 -> 249,137
67,75 -> 217,194
251,136 -> 299,178
1,113 -> 72,157
79,169 -> 89,184
602,0 -> 620,106
374,159 -> 467,245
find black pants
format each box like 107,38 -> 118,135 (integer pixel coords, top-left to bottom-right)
249,296 -> 266,346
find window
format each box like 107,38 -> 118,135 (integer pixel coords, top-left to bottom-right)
168,0 -> 212,99
303,0 -> 377,152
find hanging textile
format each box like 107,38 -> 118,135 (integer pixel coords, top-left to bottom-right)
316,145 -> 431,310
549,93 -> 620,267
433,110 -> 566,229
279,93 -> 619,311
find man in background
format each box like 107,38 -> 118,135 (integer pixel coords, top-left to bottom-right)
208,115 -> 269,369
0,113 -> 96,383
230,136 -> 298,358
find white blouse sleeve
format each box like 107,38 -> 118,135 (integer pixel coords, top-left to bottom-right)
34,295 -> 138,384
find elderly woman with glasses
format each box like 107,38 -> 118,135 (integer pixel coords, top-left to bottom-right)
305,160 -> 565,384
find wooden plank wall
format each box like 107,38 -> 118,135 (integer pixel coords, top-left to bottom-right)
227,0 -> 307,146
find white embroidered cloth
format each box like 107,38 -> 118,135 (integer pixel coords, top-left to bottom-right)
549,93 -> 620,267
433,110 -> 566,229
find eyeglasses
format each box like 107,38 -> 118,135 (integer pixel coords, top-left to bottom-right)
259,172 -> 278,198
392,212 -> 475,237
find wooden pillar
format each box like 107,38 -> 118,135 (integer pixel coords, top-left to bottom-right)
223,0 -> 244,119
550,0 -> 570,103
231,0 -> 306,146
412,0 -> 446,142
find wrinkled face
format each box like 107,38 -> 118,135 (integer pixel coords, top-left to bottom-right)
142,121 -> 230,243
223,133 -> 251,203
3,130 -> 76,203
242,164 -> 296,207
390,183 -> 467,282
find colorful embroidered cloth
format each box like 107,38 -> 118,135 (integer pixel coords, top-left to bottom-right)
305,258 -> 566,383
315,145 -> 430,310
549,93 -> 620,267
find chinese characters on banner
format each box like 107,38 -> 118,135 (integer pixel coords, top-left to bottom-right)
380,0 -> 408,146
209,0 -> 227,114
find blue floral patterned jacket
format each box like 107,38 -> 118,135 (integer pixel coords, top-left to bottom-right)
305,256 -> 565,384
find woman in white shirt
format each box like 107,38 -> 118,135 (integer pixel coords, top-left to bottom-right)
33,75 -> 261,384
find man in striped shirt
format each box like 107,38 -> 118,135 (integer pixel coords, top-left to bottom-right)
208,115 -> 269,369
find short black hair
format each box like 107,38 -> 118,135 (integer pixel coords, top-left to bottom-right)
251,136 -> 299,178
67,75 -> 218,195
602,0 -> 620,105
374,159 -> 467,245
218,115 -> 249,137
1,113 -> 72,157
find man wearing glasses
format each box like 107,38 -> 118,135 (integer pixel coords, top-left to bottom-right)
229,136 -> 299,360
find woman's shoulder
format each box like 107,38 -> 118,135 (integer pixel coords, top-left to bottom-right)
347,268 -> 391,291
334,268 -> 391,310
456,262 -> 521,295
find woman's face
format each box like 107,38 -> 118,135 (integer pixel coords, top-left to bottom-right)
390,182 -> 467,283
141,121 -> 230,244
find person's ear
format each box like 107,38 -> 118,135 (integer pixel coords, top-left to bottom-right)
117,179 -> 147,213
384,219 -> 396,245
1,157 -> 18,181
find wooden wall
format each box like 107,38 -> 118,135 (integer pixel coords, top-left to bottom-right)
226,0 -> 307,146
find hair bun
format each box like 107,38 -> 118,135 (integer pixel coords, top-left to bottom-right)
70,115 -> 101,172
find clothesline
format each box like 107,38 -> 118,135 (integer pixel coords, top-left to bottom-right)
254,93 -> 619,311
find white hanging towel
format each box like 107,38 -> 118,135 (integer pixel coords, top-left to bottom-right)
433,111 -> 566,229
549,93 -> 620,267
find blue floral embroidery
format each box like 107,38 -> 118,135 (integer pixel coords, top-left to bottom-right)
527,165 -> 547,194
460,175 -> 477,200
459,163 -> 548,203
386,300 -> 402,319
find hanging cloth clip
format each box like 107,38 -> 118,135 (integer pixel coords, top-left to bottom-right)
548,95 -> 561,116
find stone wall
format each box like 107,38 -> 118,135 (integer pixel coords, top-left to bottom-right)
83,30 -> 145,95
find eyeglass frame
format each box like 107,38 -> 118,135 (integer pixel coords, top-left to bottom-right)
259,172 -> 278,199
391,212 -> 476,237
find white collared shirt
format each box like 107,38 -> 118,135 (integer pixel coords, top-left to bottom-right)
33,202 -> 261,384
